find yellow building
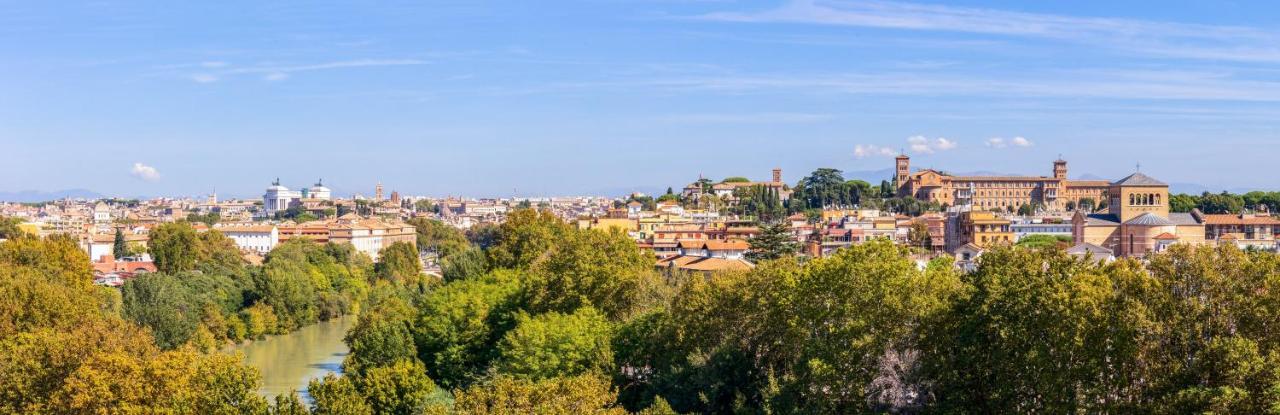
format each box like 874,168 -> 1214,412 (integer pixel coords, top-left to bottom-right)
895,155 -> 1108,211
579,217 -> 638,234
1071,172 -> 1206,257
956,210 -> 1013,248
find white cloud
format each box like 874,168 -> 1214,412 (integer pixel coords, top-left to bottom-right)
264,72 -> 289,81
987,136 -> 1033,148
200,61 -> 228,68
130,163 -> 160,182
906,135 -> 956,154
854,144 -> 896,158
190,74 -> 218,83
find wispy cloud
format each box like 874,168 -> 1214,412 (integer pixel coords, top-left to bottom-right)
130,162 -> 160,182
986,136 -> 1032,148
176,59 -> 428,83
854,144 -> 896,158
699,0 -> 1280,63
564,69 -> 1280,102
657,112 -> 832,124
907,135 -> 956,153
190,74 -> 219,83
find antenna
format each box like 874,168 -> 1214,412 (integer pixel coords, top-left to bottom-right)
1136,162 -> 1142,172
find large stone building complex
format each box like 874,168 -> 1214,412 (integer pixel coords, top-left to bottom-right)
277,214 -> 416,261
894,155 -> 1108,212
1071,172 -> 1207,257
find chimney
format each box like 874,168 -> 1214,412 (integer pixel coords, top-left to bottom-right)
772,168 -> 782,183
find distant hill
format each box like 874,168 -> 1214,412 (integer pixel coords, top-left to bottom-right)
0,189 -> 104,203
843,168 -> 896,183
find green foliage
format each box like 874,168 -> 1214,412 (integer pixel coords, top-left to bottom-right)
613,240 -> 962,413
414,199 -> 436,213
729,184 -> 785,222
271,391 -> 309,415
254,240 -> 368,331
871,196 -> 942,216
452,374 -> 627,414
375,242 -> 422,283
0,233 -> 270,414
441,246 -> 487,282
496,307 -> 614,380
0,216 -> 23,239
196,229 -> 248,272
360,360 -> 439,415
408,218 -> 469,258
486,209 -> 571,269
0,262 -> 101,339
747,221 -> 800,261
1015,234 -> 1072,249
186,211 -> 221,226
1078,197 -> 1097,211
522,226 -> 657,319
113,228 -> 128,259
1169,193 -> 1199,212
1,233 -> 94,290
1198,191 -> 1247,214
792,168 -> 861,210
309,374 -> 374,415
344,311 -> 420,377
907,220 -> 932,249
722,176 -> 751,183
150,222 -> 200,273
121,273 -> 202,349
414,270 -> 522,388
1169,191 -> 1280,214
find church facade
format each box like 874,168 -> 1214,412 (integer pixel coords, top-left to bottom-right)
1071,172 -> 1207,257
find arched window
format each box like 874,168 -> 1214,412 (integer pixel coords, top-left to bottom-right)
1130,194 -> 1136,205
1155,194 -> 1161,205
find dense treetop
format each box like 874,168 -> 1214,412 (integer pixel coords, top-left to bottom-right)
7,208 -> 1280,413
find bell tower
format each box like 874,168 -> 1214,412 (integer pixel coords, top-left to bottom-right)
894,153 -> 911,195
1053,157 -> 1068,180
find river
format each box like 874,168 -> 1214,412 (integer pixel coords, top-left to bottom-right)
230,316 -> 355,400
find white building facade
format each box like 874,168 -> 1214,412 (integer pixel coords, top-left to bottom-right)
218,224 -> 279,254
263,179 -> 302,217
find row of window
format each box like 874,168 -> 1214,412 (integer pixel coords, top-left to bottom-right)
956,181 -> 1052,189
1130,193 -> 1162,206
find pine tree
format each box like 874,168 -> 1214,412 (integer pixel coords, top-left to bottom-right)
112,228 -> 128,259
747,221 -> 799,262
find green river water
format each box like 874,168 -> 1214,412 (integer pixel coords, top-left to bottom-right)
230,316 -> 355,400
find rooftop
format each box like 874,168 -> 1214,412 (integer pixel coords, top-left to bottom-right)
1111,172 -> 1166,187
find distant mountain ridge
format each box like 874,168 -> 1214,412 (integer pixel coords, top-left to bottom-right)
0,189 -> 104,203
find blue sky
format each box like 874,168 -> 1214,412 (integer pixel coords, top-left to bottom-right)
3,0 -> 1279,198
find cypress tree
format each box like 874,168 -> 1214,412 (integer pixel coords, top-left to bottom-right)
112,228 -> 128,259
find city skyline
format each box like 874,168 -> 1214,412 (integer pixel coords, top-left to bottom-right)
5,0 -> 1280,197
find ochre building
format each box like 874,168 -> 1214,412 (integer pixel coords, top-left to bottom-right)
1071,172 -> 1207,257
894,155 -> 1108,212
